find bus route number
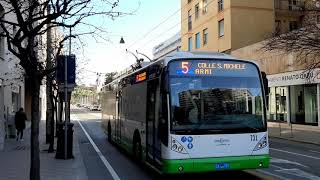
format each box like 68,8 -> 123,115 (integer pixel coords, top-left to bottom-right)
250,135 -> 258,142
181,62 -> 189,74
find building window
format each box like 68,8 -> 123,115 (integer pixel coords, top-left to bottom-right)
203,28 -> 208,45
218,19 -> 224,37
195,33 -> 200,49
203,0 -> 208,14
289,21 -> 298,31
288,0 -> 297,11
188,37 -> 192,51
218,0 -> 224,12
188,9 -> 192,31
195,3 -> 199,19
275,20 -> 281,34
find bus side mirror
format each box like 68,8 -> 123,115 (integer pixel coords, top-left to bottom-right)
159,118 -> 168,146
261,71 -> 269,96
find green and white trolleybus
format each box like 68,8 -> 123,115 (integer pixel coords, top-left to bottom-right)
101,51 -> 270,174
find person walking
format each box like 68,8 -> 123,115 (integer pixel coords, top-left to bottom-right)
15,108 -> 27,141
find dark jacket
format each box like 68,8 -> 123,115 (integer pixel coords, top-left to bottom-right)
15,111 -> 27,130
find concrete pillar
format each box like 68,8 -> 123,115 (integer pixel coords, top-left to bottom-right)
317,84 -> 320,128
286,86 -> 291,124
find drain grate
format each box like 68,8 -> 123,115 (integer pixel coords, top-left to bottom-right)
13,145 -> 30,151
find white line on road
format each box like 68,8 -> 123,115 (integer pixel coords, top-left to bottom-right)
256,169 -> 292,180
309,150 -> 320,154
270,148 -> 320,160
74,115 -> 121,180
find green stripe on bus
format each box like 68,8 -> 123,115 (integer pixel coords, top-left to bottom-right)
162,155 -> 270,174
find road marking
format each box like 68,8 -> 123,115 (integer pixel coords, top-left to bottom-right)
270,164 -> 285,170
74,115 -> 121,180
256,169 -> 291,180
271,158 -> 309,168
309,150 -> 320,154
270,148 -> 320,160
275,168 -> 320,180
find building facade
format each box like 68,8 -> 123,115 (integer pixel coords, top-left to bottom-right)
181,0 -> 274,53
0,2 -> 49,150
0,3 -> 26,150
152,32 -> 181,60
181,0 -> 320,127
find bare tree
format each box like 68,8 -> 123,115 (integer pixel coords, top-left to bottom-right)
0,0 -> 127,179
263,1 -> 320,71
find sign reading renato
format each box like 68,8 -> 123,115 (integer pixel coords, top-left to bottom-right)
267,69 -> 320,87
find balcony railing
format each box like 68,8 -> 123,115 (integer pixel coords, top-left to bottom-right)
275,0 -> 305,11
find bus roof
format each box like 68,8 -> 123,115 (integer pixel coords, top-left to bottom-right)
163,51 -> 235,65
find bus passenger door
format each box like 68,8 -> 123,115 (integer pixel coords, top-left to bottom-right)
146,79 -> 157,164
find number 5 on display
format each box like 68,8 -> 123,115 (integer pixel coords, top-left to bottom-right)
181,62 -> 189,74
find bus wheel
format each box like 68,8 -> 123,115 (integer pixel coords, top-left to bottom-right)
133,137 -> 142,160
107,122 -> 112,142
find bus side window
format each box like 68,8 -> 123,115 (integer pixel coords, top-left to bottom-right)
159,70 -> 169,146
159,93 -> 168,146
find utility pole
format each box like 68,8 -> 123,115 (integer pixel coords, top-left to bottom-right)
63,28 -> 71,159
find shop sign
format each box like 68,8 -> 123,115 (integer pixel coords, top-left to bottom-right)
267,69 -> 320,87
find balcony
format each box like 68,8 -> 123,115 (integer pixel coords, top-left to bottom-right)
275,0 -> 306,17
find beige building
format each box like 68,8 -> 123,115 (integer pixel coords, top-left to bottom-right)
181,0 -> 320,127
181,0 -> 275,53
181,0 -> 319,52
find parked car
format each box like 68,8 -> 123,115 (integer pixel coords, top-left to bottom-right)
90,105 -> 100,111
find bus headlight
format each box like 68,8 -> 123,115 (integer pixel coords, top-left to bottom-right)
253,136 -> 268,151
171,137 -> 188,154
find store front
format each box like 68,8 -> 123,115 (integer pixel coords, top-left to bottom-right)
267,69 -> 320,126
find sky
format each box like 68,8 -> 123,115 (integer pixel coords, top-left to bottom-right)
74,0 -> 181,86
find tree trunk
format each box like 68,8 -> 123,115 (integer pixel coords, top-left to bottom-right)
48,78 -> 55,153
30,77 -> 41,180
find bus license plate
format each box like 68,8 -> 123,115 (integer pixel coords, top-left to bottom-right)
215,163 -> 230,170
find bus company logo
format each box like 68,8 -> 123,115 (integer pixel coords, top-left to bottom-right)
214,138 -> 230,146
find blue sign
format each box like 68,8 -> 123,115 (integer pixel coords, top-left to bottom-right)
56,55 -> 76,85
187,136 -> 193,142
181,136 -> 187,143
187,143 -> 193,149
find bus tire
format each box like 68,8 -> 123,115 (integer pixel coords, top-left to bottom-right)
133,132 -> 142,160
107,122 -> 112,142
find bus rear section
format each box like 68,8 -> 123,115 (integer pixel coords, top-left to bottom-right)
160,59 -> 270,174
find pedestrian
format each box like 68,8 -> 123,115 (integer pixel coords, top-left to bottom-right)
15,108 -> 27,141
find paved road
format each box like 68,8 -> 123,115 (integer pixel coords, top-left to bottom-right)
72,108 -> 320,180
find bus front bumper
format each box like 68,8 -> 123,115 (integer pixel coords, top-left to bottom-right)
162,155 -> 270,174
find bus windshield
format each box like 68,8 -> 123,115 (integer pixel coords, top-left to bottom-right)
168,59 -> 266,134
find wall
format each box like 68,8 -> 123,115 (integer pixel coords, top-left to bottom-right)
231,40 -> 310,75
230,0 -> 274,51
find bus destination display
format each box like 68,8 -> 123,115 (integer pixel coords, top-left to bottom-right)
174,61 -> 247,76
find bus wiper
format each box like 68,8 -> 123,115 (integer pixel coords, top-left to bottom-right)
240,126 -> 261,132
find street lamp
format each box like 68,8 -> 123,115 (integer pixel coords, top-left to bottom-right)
120,37 -> 125,44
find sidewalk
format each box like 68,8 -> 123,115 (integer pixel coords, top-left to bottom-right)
0,120 -> 88,180
268,121 -> 320,145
